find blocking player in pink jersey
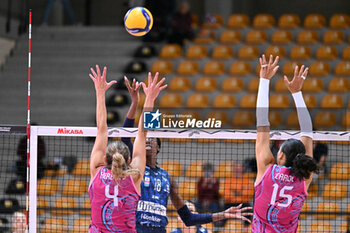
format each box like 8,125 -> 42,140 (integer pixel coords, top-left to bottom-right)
88,65 -> 167,233
252,55 -> 318,233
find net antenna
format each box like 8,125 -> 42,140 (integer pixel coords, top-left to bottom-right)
26,9 -> 32,233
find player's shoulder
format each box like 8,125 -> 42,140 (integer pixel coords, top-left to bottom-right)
158,166 -> 170,176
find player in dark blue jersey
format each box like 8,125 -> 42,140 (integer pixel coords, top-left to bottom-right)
121,77 -> 253,233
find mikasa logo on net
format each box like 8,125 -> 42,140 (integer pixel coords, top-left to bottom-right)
57,128 -> 84,135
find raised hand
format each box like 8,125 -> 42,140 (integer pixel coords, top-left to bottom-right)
125,76 -> 141,104
141,72 -> 167,101
284,65 -> 309,93
223,204 -> 253,223
259,54 -> 279,80
89,65 -> 117,93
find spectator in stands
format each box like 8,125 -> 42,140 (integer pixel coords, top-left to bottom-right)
197,163 -> 220,213
222,163 -> 254,226
171,201 -> 212,233
312,143 -> 328,182
42,0 -> 76,25
12,212 -> 25,233
168,1 -> 194,46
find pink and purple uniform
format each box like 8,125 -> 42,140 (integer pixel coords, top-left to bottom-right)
89,167 -> 140,233
252,164 -> 308,233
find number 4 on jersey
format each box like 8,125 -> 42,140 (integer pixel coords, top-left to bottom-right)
270,183 -> 293,208
105,185 -> 119,207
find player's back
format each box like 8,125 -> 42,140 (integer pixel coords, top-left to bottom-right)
89,167 -> 140,233
252,164 -> 307,233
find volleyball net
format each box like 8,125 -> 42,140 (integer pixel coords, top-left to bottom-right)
1,126 -> 349,232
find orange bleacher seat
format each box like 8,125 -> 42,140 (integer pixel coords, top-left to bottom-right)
151,60 -> 173,75
80,199 -> 91,215
269,111 -> 283,126
269,94 -> 290,108
179,181 -> 197,200
335,61 -> 350,75
221,77 -> 244,92
213,94 -> 235,108
290,45 -> 312,60
214,161 -> 235,178
167,206 -> 179,219
220,30 -> 242,44
282,61 -> 302,75
265,45 -> 286,58
227,14 -> 250,28
342,46 -> 350,59
71,218 -> 90,233
342,112 -> 350,128
303,94 -> 317,108
72,159 -> 90,176
274,78 -> 289,92
159,93 -> 182,108
329,163 -> 350,180
202,14 -> 224,29
329,77 -> 350,92
186,93 -> 209,108
308,183 -> 318,199
314,112 -> 337,127
304,14 -> 326,28
329,14 -> 350,28
185,161 -> 204,178
240,94 -> 257,108
302,78 -> 324,92
177,60 -> 199,75
323,30 -> 345,44
278,14 -> 301,28
168,77 -> 191,92
309,221 -> 332,233
195,77 -> 217,92
212,45 -> 234,59
316,45 -> 338,60
245,30 -> 267,44
160,44 -> 182,59
232,111 -> 255,127
62,179 -> 87,196
37,178 -> 59,196
286,112 -> 298,127
309,61 -> 330,76
320,94 -> 343,108
315,202 -> 340,220
186,45 -> 208,59
37,197 -> 48,215
203,61 -> 226,75
229,61 -> 251,75
238,45 -> 260,59
322,181 -> 347,199
339,223 -> 348,232
297,30 -> 319,44
248,78 -> 259,92
161,161 -> 183,177
207,111 -> 228,125
194,29 -> 216,44
253,14 -> 275,28
52,197 -> 77,215
271,30 -> 293,44
42,218 -> 67,233
300,202 -> 310,219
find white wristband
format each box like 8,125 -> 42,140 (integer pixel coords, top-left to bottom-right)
256,78 -> 270,127
292,91 -> 313,139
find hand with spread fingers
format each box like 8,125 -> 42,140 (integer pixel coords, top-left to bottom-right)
89,65 -> 117,93
125,77 -> 141,104
141,72 -> 167,102
223,204 -> 253,223
259,54 -> 279,80
284,65 -> 309,94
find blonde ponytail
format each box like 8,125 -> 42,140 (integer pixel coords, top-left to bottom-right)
111,153 -> 140,182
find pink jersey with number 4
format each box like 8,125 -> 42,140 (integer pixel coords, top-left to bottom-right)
252,164 -> 308,233
89,167 -> 140,233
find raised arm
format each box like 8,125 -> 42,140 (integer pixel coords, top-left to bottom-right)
284,65 -> 314,187
121,77 -> 141,156
89,65 -> 117,180
255,55 -> 279,184
170,177 -> 252,226
130,73 -> 166,186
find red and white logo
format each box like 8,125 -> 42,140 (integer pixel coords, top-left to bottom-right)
57,128 -> 83,135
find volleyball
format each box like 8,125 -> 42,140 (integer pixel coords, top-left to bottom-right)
124,7 -> 153,36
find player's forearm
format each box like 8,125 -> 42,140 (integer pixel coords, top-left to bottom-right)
256,78 -> 270,128
292,92 -> 313,139
138,97 -> 155,137
126,101 -> 138,119
96,91 -> 108,132
177,205 -> 213,226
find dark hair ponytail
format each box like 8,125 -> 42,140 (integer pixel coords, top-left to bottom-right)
292,153 -> 319,180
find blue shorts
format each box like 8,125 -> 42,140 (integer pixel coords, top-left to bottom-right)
136,224 -> 166,233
